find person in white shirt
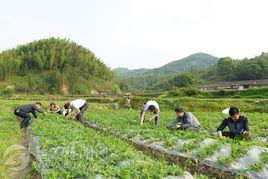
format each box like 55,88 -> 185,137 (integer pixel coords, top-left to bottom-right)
64,99 -> 88,123
140,100 -> 160,126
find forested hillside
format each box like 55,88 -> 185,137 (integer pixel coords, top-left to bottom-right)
0,38 -> 119,94
116,53 -> 268,91
200,53 -> 268,82
114,53 -> 218,90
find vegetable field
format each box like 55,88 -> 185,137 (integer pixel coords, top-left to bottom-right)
1,99 -> 268,178
84,109 -> 268,177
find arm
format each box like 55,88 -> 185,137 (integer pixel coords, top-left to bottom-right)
74,107 -> 80,116
148,109 -> 159,122
32,111 -> 38,118
218,131 -> 223,138
166,117 -> 180,129
241,117 -> 250,137
34,105 -> 45,114
65,109 -> 73,118
140,111 -> 146,126
217,118 -> 228,137
243,117 -> 249,132
148,114 -> 157,122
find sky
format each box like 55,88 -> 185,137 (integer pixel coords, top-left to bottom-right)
0,0 -> 268,69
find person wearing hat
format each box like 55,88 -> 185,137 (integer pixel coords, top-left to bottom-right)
47,102 -> 62,115
166,107 -> 200,131
217,107 -> 250,139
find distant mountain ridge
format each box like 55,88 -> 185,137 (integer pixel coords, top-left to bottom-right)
113,52 -> 219,79
113,52 -> 219,90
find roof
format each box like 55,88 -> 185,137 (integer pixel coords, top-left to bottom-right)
198,79 -> 268,88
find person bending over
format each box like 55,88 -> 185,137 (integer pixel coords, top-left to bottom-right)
140,100 -> 160,126
14,102 -> 46,129
166,107 -> 200,131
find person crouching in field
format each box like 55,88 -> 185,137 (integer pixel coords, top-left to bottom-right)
217,107 -> 250,139
14,102 -> 46,129
47,102 -> 62,115
64,99 -> 88,124
140,100 -> 160,126
166,107 -> 200,131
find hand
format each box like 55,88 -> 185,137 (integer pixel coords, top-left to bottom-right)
148,115 -> 156,122
243,131 -> 250,138
175,124 -> 181,129
218,131 -> 223,138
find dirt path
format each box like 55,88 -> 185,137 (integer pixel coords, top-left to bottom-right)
9,131 -> 41,179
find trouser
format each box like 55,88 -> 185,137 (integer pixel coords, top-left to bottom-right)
14,108 -> 31,129
179,124 -> 199,131
222,131 -> 237,139
75,103 -> 88,124
57,110 -> 63,115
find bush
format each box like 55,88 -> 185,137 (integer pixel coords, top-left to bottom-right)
170,87 -> 181,96
0,88 -> 14,97
184,87 -> 200,96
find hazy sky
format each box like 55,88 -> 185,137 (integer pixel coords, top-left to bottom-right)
0,0 -> 268,69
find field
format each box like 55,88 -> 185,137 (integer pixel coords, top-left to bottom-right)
84,109 -> 268,176
0,98 -> 267,178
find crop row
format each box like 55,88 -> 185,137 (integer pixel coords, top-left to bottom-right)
28,114 -> 196,178
84,109 -> 268,176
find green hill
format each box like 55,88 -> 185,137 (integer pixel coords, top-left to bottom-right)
0,38 -> 119,95
114,53 -> 219,90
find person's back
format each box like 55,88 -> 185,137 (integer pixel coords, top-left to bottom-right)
185,112 -> 200,128
18,104 -> 39,113
143,100 -> 160,113
70,99 -> 86,109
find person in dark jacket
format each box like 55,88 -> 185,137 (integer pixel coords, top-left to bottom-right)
217,107 -> 250,139
14,102 -> 46,129
166,107 -> 200,131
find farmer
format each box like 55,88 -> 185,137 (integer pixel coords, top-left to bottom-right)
14,102 -> 46,129
47,102 -> 62,115
64,99 -> 88,124
126,94 -> 131,109
140,100 -> 160,126
166,107 -> 200,131
217,107 -> 250,139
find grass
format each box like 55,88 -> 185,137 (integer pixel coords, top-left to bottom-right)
0,100 -> 22,178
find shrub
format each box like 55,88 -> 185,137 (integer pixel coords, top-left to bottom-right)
184,87 -> 200,96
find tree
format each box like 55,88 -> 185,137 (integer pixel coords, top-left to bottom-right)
172,72 -> 196,87
217,57 -> 236,81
